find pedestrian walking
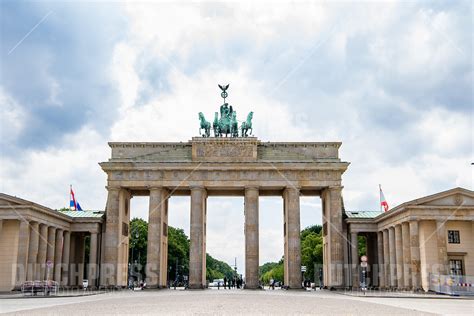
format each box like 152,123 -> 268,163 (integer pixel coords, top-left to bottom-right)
224,277 -> 227,289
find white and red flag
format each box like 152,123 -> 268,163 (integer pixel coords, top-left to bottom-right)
70,185 -> 77,210
379,185 -> 389,212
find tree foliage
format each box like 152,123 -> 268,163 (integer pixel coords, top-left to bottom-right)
260,224 -> 324,284
128,217 -> 233,283
206,254 -> 235,281
129,218 -> 148,276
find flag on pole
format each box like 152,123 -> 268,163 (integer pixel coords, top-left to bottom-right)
70,186 -> 77,210
70,185 -> 84,211
379,184 -> 389,212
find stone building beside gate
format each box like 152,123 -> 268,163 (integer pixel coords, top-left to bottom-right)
0,137 -> 473,292
346,187 -> 474,291
0,194 -> 103,291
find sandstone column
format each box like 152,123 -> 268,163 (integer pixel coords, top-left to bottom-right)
244,187 -> 259,289
27,222 -> 39,281
61,230 -> 70,286
401,222 -> 411,289
101,187 -> 120,287
377,231 -> 385,288
323,187 -> 344,288
388,227 -> 397,288
45,227 -> 56,280
146,187 -> 168,288
88,232 -> 98,289
36,224 -> 48,280
189,186 -> 206,289
382,229 -> 390,288
54,229 -> 63,283
395,224 -> 404,288
350,232 -> 359,288
15,220 -> 30,288
409,221 -> 421,290
436,220 -> 448,275
284,187 -> 302,289
0,219 -> 3,235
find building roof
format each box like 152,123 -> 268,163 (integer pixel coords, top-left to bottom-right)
345,211 -> 383,219
58,210 -> 104,218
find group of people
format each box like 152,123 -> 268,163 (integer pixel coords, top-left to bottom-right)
219,276 -> 243,289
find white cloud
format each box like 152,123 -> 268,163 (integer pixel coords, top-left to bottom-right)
0,126 -> 109,210
1,1 -> 471,274
0,87 -> 26,144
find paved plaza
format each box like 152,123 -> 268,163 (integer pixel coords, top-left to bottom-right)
1,289 -> 472,315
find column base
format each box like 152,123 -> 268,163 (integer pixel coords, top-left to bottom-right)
243,285 -> 262,290
187,284 -> 206,289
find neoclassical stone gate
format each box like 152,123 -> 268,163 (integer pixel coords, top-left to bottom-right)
99,137 -> 349,289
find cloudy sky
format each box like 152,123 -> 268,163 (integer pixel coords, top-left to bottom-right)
1,1 -> 472,274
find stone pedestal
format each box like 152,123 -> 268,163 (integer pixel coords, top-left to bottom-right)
189,187 -> 206,289
244,187 -> 259,289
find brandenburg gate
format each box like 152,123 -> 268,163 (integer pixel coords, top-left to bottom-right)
99,138 -> 349,289
99,86 -> 350,289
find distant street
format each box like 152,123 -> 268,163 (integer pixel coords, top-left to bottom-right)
1,289 -> 473,315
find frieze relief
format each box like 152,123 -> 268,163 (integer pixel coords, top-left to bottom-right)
109,169 -> 341,182
192,138 -> 258,162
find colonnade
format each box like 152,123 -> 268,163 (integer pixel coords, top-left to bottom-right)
350,220 -> 450,290
15,219 -> 100,289
102,185 -> 345,289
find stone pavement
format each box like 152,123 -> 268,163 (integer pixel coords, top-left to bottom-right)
0,289 -> 472,315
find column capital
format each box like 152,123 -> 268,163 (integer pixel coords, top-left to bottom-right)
105,186 -> 121,192
148,185 -> 163,191
245,186 -> 259,191
190,185 -> 206,192
284,186 -> 300,193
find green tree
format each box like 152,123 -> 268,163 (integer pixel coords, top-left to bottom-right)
129,218 -> 148,276
301,232 -> 323,281
168,226 -> 190,281
300,225 -> 323,281
260,225 -> 324,284
358,235 -> 367,258
128,217 -> 235,284
206,254 -> 235,281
